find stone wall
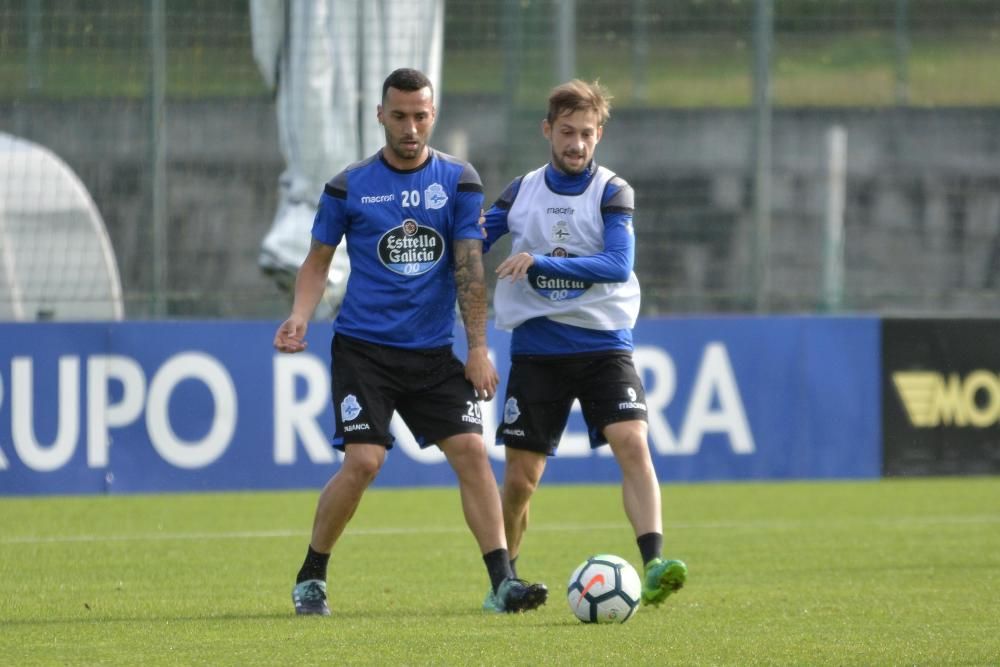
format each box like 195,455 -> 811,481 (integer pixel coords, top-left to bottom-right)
2,97 -> 998,318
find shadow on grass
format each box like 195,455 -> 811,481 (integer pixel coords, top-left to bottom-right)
0,604 -> 577,627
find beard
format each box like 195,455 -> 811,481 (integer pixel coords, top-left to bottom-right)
389,137 -> 423,160
551,149 -> 589,175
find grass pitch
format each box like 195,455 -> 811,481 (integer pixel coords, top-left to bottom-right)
1,477 -> 998,666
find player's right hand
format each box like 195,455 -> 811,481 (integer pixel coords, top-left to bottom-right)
273,316 -> 308,353
496,252 -> 535,282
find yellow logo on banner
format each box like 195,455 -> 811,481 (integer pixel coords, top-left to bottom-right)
893,371 -> 1000,428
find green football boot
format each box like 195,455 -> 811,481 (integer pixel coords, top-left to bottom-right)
641,558 -> 687,607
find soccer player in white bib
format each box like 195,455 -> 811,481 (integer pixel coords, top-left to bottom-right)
482,79 -> 687,610
274,68 -> 547,616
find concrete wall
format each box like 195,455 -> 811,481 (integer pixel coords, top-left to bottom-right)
2,97 -> 998,318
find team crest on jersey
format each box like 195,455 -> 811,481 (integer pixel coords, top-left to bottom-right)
424,182 -> 448,210
378,219 -> 445,275
503,397 -> 521,424
529,249 -> 592,300
551,221 -> 571,242
341,394 -> 362,421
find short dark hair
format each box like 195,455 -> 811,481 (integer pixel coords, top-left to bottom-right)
382,68 -> 434,102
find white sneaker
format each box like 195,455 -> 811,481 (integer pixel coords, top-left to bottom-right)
260,201 -> 349,316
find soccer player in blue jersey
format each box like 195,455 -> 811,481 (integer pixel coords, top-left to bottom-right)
482,79 -> 687,610
273,68 -> 547,616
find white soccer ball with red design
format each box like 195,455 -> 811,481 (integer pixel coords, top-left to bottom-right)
566,554 -> 641,623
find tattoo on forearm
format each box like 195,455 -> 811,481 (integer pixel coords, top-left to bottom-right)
453,239 -> 488,349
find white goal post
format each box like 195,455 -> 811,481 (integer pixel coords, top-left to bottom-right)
0,132 -> 124,321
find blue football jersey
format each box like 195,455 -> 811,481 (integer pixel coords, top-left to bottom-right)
312,149 -> 485,349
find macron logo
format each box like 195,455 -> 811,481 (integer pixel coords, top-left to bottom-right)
361,194 -> 395,204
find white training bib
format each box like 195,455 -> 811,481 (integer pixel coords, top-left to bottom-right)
494,165 -> 640,331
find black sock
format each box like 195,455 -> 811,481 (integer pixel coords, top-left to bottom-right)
637,532 -> 663,567
296,545 -> 330,584
483,548 -> 514,593
509,555 -> 519,579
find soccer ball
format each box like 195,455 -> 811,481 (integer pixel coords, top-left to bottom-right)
566,554 -> 641,623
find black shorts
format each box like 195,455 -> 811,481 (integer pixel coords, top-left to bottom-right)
496,352 -> 648,455
330,333 -> 483,450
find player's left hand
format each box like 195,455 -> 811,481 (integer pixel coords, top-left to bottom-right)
478,208 -> 487,239
496,252 -> 535,281
465,347 -> 498,401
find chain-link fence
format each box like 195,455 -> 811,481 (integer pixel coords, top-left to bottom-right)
1,0 -> 998,319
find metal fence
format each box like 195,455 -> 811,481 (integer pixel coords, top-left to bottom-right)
1,0 -> 998,319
